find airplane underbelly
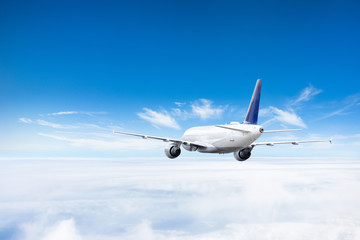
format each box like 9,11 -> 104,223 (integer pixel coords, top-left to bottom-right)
182,126 -> 260,154
199,137 -> 252,153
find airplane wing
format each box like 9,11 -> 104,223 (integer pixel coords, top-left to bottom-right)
252,138 -> 332,147
113,131 -> 209,148
215,125 -> 251,133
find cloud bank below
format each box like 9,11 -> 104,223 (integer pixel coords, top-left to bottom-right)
1,158 -> 360,239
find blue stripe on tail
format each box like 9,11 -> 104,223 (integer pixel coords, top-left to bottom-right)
243,79 -> 262,125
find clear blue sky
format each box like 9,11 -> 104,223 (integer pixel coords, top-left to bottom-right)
1,0 -> 360,158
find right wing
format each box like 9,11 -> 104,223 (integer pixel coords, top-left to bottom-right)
252,138 -> 332,147
113,131 -> 209,148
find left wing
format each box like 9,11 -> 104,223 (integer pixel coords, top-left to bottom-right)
113,131 -> 209,148
252,138 -> 332,147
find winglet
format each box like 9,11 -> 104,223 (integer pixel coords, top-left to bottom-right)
243,79 -> 262,125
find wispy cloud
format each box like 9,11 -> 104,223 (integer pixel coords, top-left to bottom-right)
48,111 -> 107,116
259,108 -> 271,117
191,99 -> 224,120
291,85 -> 322,105
140,99 -> 224,126
174,102 -> 186,107
20,110 -> 112,131
171,108 -> 190,120
261,107 -> 306,128
37,120 -> 78,129
137,108 -> 180,130
49,111 -> 79,116
319,93 -> 360,120
260,85 -> 321,128
38,133 -> 164,150
19,118 -> 33,124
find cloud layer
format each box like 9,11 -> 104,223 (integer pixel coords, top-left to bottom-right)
1,158 -> 360,239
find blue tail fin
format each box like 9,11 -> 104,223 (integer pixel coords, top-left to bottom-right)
243,79 -> 262,125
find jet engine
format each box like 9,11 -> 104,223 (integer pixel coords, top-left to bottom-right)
234,147 -> 253,161
165,145 -> 181,159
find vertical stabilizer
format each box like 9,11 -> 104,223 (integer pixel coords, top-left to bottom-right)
243,79 -> 262,125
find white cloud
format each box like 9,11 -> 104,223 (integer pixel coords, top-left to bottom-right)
49,111 -> 107,116
260,85 -> 322,128
137,108 -> 180,130
78,123 -> 107,130
49,111 -> 79,116
171,108 -> 190,120
19,118 -> 33,124
261,107 -> 306,128
191,99 -> 224,120
291,85 -> 322,105
40,219 -> 82,240
174,102 -> 186,107
18,217 -> 82,240
36,120 -> 78,129
259,108 -> 271,117
3,159 -> 360,240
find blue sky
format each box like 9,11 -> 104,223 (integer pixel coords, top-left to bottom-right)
1,0 -> 360,158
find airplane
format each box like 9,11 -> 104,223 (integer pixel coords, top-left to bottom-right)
114,79 -> 332,161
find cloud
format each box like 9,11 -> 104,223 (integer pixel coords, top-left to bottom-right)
2,159 -> 360,240
19,118 -> 33,124
171,108 -> 190,121
174,102 -> 186,107
19,218 -> 82,240
38,132 -> 164,150
36,120 -> 78,129
49,111 -> 79,116
319,93 -> 360,120
40,219 -> 82,240
260,85 -> 321,128
191,99 -> 224,120
48,111 -> 107,116
261,107 -> 307,128
291,85 -> 322,105
259,108 -> 271,117
137,108 -> 180,130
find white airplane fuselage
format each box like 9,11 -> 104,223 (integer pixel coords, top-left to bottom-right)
181,123 -> 263,153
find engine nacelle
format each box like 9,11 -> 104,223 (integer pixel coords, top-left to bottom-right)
234,147 -> 252,161
164,145 -> 181,159
182,143 -> 198,152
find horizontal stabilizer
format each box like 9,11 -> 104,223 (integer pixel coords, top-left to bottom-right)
215,125 -> 251,133
263,129 -> 302,133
